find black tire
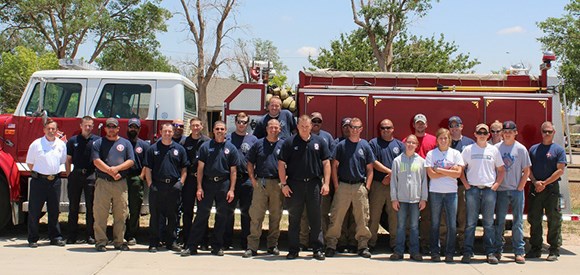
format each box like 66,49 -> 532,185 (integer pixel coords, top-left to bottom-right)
0,173 -> 11,232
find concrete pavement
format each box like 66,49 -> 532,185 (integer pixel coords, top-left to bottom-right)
1,237 -> 579,275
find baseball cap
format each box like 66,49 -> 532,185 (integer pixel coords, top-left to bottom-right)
414,114 -> 427,124
311,112 -> 323,122
448,116 -> 463,126
503,120 -> 517,130
105,117 -> 119,127
128,118 -> 141,127
341,117 -> 352,127
475,123 -> 489,132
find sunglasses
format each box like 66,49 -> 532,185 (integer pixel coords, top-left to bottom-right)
542,130 -> 554,134
236,120 -> 249,125
491,130 -> 502,134
215,127 -> 226,131
476,131 -> 489,135
449,124 -> 461,129
128,125 -> 140,129
311,119 -> 322,124
106,124 -> 118,129
173,124 -> 184,128
380,126 -> 393,130
349,125 -> 363,130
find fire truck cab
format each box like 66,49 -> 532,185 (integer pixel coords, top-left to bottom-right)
0,70 -> 198,230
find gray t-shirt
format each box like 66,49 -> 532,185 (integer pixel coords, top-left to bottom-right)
495,141 -> 531,191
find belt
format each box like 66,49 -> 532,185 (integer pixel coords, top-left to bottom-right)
72,168 -> 91,175
473,185 -> 490,190
291,177 -> 319,182
205,176 -> 227,182
96,171 -> 119,182
32,171 -> 58,181
154,178 -> 178,184
189,172 -> 198,177
340,178 -> 365,184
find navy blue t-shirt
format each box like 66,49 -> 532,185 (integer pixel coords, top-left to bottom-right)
334,139 -> 376,181
92,137 -> 135,177
227,132 -> 258,175
278,134 -> 330,180
254,110 -> 296,140
369,137 -> 405,181
315,130 -> 336,158
67,134 -> 100,172
145,140 -> 189,182
128,138 -> 150,176
451,136 -> 475,152
247,137 -> 283,178
529,142 -> 567,188
197,140 -> 240,178
183,135 -> 210,174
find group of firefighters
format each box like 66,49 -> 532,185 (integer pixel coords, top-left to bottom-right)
26,95 -> 565,264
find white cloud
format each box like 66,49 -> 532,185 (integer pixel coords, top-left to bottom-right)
297,46 -> 318,57
497,26 -> 525,35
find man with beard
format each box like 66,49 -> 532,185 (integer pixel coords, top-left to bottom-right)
253,96 -> 296,139
124,118 -> 150,245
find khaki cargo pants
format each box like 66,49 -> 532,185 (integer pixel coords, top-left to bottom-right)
247,178 -> 284,251
93,177 -> 129,247
368,180 -> 397,248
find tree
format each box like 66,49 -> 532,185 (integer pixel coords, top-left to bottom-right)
350,0 -> 436,72
537,0 -> 580,105
180,0 -> 237,134
0,0 -> 171,63
96,41 -> 178,72
231,38 -> 289,86
309,29 -> 479,73
0,46 -> 59,113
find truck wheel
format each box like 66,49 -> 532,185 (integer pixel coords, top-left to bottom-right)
0,174 -> 11,232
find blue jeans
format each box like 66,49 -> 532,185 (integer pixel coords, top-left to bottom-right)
495,190 -> 525,255
464,187 -> 496,255
395,202 -> 420,255
430,192 -> 457,256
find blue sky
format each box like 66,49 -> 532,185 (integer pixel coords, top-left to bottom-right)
156,0 -> 570,85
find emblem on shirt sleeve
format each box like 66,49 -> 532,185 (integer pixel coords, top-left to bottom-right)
154,151 -> 160,155
174,149 -> 179,156
224,148 -> 230,155
74,143 -> 78,147
136,147 -> 143,154
116,144 -> 125,152
314,143 -> 319,150
276,149 -> 280,155
358,148 -> 364,156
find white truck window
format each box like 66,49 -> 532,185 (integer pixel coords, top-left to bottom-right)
25,82 -> 81,117
184,86 -> 197,115
95,83 -> 151,118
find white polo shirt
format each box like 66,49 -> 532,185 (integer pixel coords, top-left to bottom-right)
26,136 -> 67,175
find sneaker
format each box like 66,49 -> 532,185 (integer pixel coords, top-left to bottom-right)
494,252 -> 502,261
325,247 -> 336,257
358,248 -> 372,258
486,253 -> 499,264
313,250 -> 326,260
114,244 -> 130,251
50,239 -> 66,247
66,238 -> 77,245
444,255 -> 454,263
515,254 -> 525,264
390,253 -> 403,261
243,249 -> 257,258
431,254 -> 442,262
198,244 -> 209,251
87,237 -> 96,245
127,238 -> 137,246
180,248 -> 197,257
267,246 -> 280,255
29,242 -> 38,248
546,254 -> 559,262
286,251 -> 299,259
96,245 -> 107,252
461,254 -> 471,264
411,254 -> 423,262
148,246 -> 158,253
348,246 -> 358,254
525,249 -> 542,259
211,248 -> 224,256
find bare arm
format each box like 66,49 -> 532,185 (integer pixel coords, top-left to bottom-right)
491,165 -> 506,191
247,161 -> 257,187
65,156 -> 73,176
365,163 -> 373,190
331,159 -> 340,190
144,167 -> 152,187
180,167 -> 187,184
517,166 -> 531,191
